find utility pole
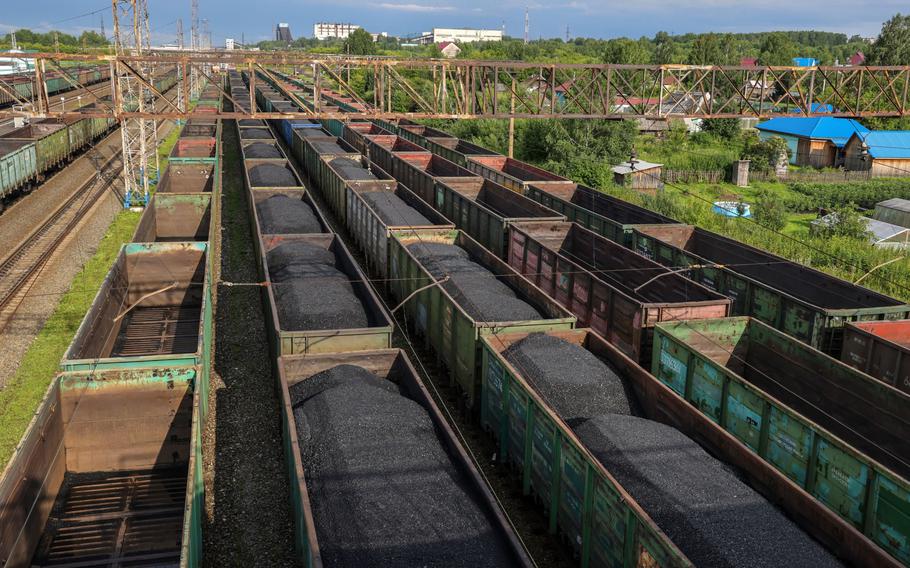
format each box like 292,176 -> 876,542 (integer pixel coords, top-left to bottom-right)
176,19 -> 185,112
524,7 -> 529,45
565,25 -> 569,42
190,0 -> 201,98
100,14 -> 106,42
54,32 -> 59,53
112,0 -> 159,208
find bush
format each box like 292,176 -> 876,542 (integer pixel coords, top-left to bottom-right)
815,204 -> 871,240
701,118 -> 740,140
741,133 -> 789,172
753,191 -> 788,231
788,178 -> 910,210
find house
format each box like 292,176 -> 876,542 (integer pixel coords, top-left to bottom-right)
811,213 -> 910,249
843,131 -> 910,176
756,117 -> 869,168
740,57 -> 758,67
874,198 -> 910,229
848,52 -> 865,66
437,41 -> 461,58
612,160 -> 663,193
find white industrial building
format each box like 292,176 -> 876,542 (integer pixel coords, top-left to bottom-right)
314,22 -> 361,40
415,28 -> 502,45
225,38 -> 236,50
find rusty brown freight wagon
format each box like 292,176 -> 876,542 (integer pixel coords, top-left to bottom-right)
340,121 -> 393,154
133,193 -> 212,243
466,155 -> 574,195
362,135 -> 429,179
389,153 -> 477,206
631,224 -> 910,354
841,319 -> 910,394
508,221 -> 730,363
157,161 -> 217,193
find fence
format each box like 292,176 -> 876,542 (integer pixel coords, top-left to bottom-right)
661,169 -> 725,184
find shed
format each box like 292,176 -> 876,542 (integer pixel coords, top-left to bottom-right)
437,41 -> 461,58
874,198 -> 910,229
811,213 -> 910,248
843,131 -> 910,176
612,160 -> 662,192
756,117 -> 868,168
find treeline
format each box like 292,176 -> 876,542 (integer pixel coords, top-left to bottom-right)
0,29 -> 108,51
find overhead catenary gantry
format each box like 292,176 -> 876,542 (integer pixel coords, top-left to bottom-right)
3,51 -> 910,121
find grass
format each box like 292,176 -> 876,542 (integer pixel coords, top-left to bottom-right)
0,122 -> 182,470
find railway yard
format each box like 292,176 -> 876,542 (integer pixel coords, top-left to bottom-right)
0,55 -> 908,568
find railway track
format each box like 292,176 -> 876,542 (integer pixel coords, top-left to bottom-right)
0,90 -> 178,332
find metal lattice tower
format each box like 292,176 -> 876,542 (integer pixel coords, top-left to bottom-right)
190,0 -> 202,98
176,18 -> 185,111
112,0 -> 159,208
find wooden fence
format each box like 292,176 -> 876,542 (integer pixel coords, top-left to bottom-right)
661,169 -> 725,184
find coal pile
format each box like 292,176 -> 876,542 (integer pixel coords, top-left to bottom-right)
239,128 -> 273,140
290,365 -> 515,567
407,242 -> 542,322
502,333 -> 636,421
269,243 -> 370,330
574,415 -> 843,568
296,128 -> 331,139
256,195 -> 323,235
243,143 -> 284,159
330,157 -> 378,181
361,191 -> 431,227
248,164 -> 298,187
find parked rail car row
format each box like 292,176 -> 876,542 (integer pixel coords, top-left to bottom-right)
0,69 -> 179,210
0,79 -> 222,568
0,65 -> 111,108
228,69 -> 538,567
276,80 -> 910,567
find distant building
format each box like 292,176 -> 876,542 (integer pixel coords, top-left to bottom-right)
844,132 -> 910,176
225,38 -> 236,50
740,57 -> 758,67
612,160 -> 663,193
756,117 -> 869,168
848,51 -> 866,66
276,23 -> 292,42
314,22 -> 360,40
415,28 -> 502,45
792,57 -> 819,67
437,41 -> 461,58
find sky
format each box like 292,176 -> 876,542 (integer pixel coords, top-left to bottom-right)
1,0 -> 903,46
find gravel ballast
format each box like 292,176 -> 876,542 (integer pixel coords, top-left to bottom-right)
574,415 -> 843,568
361,191 -> 432,227
256,195 -> 323,234
408,242 -> 542,322
290,364 -> 515,567
248,163 -> 298,187
239,128 -> 274,140
243,142 -> 284,159
268,243 -> 370,330
502,333 -> 636,421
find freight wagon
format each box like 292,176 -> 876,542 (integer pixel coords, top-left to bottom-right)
362,135 -> 429,180
276,349 -> 534,567
417,135 -> 500,168
0,366 -> 206,568
249,188 -> 331,263
389,152 -> 478,206
481,328 -> 899,568
507,221 -> 730,363
525,183 -> 686,247
157,161 -> 217,193
171,137 -> 218,161
133,193 -> 213,243
259,234 -> 394,357
292,134 -> 359,187
841,319 -> 910,394
311,153 -> 396,225
0,65 -> 111,107
0,140 -> 38,202
388,229 -> 575,408
340,122 -> 393,154
653,316 -> 910,566
466,155 -> 574,195
62,241 -> 213,376
432,177 -> 566,258
630,224 -> 910,354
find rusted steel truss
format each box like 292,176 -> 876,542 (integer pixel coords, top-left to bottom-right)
3,51 -> 910,120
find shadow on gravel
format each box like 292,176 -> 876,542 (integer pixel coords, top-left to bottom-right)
203,121 -> 298,567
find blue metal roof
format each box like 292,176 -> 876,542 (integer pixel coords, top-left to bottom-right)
854,131 -> 910,159
790,103 -> 834,114
793,57 -> 819,67
756,117 -> 869,148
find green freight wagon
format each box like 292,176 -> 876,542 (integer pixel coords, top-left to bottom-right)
0,140 -> 37,200
389,153 -> 477,206
388,229 -> 576,408
312,154 -> 396,226
394,122 -> 456,148
340,122 -> 392,154
291,132 -> 358,185
248,188 -> 331,265
480,329 -> 692,568
277,349 -> 534,568
630,224 -> 910,355
259,234 -> 394,358
133,192 -> 213,243
363,135 -> 429,181
418,136 -> 499,168
62,242 -> 212,378
433,177 -> 566,258
466,155 -> 574,195
841,319 -> 910,394
0,366 -> 207,567
525,183 -> 685,247
652,316 -> 910,566
4,120 -> 71,173
508,221 -> 730,363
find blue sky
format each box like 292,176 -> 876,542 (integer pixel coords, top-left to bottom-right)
2,0 -> 903,45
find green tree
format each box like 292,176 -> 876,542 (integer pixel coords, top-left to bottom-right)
753,190 -> 787,231
701,118 -> 740,140
869,14 -> 910,65
343,28 -> 375,56
758,32 -> 797,65
688,33 -> 726,65
602,38 -> 650,64
819,204 -> 871,240
741,133 -> 790,172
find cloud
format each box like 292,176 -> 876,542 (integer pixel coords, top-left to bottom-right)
377,2 -> 455,12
